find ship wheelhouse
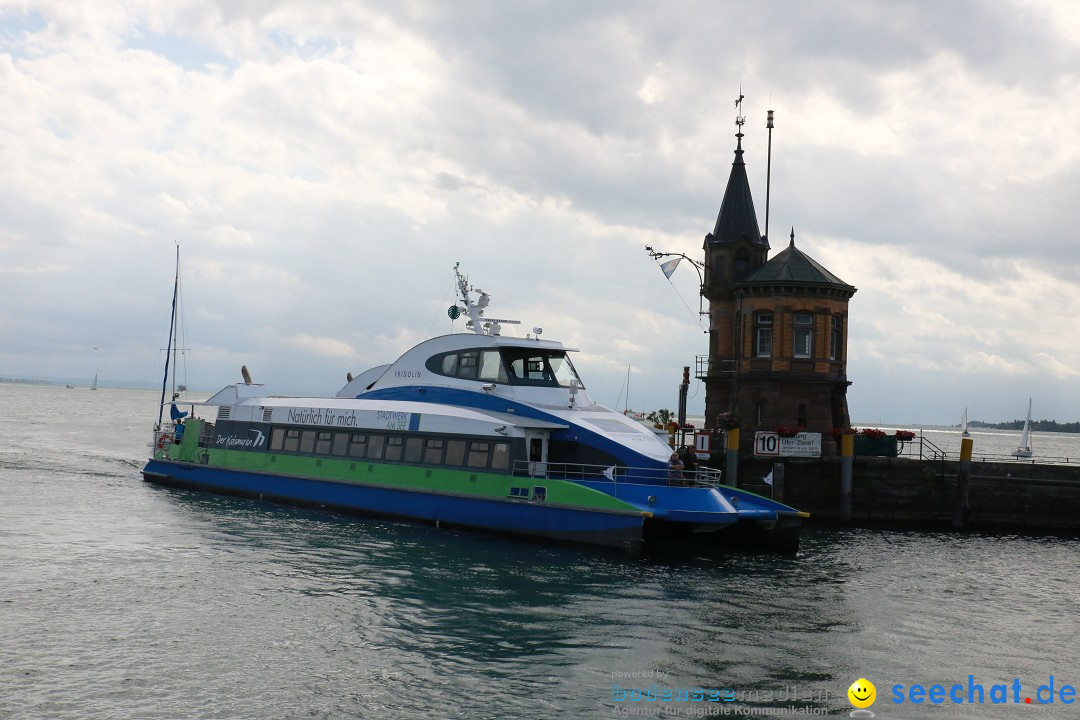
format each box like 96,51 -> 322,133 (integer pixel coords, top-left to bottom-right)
424,346 -> 584,389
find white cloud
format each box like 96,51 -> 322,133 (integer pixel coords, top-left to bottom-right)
287,333 -> 354,358
0,0 -> 1078,423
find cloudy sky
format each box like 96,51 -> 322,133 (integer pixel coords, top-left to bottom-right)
2,0 -> 1078,425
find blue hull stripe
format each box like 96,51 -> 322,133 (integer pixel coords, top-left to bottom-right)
143,460 -> 644,548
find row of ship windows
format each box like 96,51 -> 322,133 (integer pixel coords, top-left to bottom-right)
267,428 -> 512,470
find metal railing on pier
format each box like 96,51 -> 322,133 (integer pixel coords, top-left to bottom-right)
897,434 -> 1076,465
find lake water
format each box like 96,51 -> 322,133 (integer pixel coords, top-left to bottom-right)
2,384 -> 1077,719
863,423 -> 1080,464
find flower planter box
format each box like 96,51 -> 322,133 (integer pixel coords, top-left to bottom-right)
854,435 -> 898,457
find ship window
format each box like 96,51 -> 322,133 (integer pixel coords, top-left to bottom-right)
532,486 -> 547,502
385,436 -> 403,461
830,315 -> 843,361
467,441 -> 490,468
547,355 -> 581,388
457,351 -> 479,380
367,434 -> 385,460
445,440 -> 466,465
501,348 -> 584,388
478,350 -> 508,382
755,312 -> 773,358
492,442 -> 510,470
404,437 -> 423,463
316,431 -> 333,455
794,312 -> 813,358
299,430 -> 316,453
429,349 -> 511,384
332,432 -> 349,456
349,433 -> 367,458
270,428 -> 285,451
283,428 -> 301,452
423,438 -> 444,464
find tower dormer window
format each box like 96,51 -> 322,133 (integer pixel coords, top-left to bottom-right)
794,312 -> 814,358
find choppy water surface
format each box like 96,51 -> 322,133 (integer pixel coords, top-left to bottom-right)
1,384 -> 1077,719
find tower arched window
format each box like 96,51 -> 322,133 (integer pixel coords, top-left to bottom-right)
794,312 -> 814,358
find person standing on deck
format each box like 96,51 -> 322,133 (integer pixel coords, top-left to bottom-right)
667,452 -> 685,485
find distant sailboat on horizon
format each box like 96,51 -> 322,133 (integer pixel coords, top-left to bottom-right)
961,407 -> 970,437
1014,398 -> 1033,458
90,373 -> 98,391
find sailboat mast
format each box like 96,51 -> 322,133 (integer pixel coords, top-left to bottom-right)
157,245 -> 180,428
171,250 -> 180,400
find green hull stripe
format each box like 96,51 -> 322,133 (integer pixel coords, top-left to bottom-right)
158,419 -> 640,515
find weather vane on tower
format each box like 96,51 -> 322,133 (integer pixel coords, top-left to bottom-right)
735,87 -> 746,139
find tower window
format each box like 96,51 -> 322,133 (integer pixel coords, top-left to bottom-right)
734,251 -> 749,280
709,256 -> 724,286
754,312 -> 773,358
830,315 -> 843,361
794,312 -> 813,358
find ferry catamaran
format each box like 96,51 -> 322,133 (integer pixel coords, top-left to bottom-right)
144,263 -> 805,553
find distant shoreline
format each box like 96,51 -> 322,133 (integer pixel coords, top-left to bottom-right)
966,420 -> 1080,434
0,377 -> 201,392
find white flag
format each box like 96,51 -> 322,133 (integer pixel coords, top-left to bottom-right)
763,470 -> 774,486
603,466 -> 616,481
660,257 -> 681,279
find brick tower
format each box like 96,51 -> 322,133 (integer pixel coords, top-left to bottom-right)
699,114 -> 857,452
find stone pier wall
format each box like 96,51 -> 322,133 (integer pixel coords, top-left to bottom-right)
725,455 -> 1080,532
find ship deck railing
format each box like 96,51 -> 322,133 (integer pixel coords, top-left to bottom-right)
511,460 -> 724,488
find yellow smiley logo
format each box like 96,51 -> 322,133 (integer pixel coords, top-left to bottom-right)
847,678 -> 877,709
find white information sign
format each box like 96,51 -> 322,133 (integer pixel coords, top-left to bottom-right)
753,431 -> 822,458
694,431 -> 711,460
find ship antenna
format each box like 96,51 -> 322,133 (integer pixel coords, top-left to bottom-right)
451,263 -> 521,337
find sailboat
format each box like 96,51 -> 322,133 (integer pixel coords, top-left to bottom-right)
617,365 -> 647,422
91,373 -> 98,391
1013,399 -> 1033,458
960,407 -> 970,437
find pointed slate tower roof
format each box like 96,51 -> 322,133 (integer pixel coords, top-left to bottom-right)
706,134 -> 770,249
735,229 -> 856,296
